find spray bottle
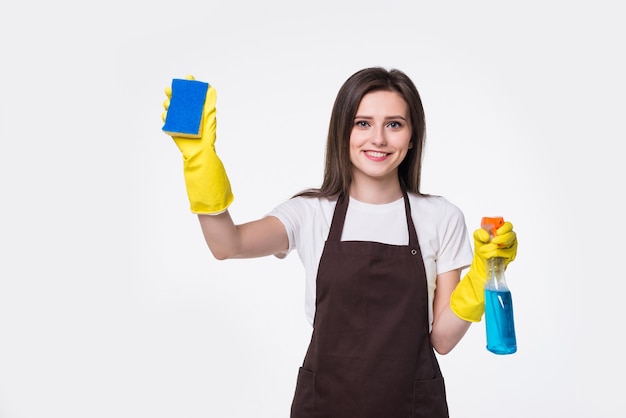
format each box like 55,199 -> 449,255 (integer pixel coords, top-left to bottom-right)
482,217 -> 517,355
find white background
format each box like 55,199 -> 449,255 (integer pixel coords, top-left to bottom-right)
1,1 -> 625,417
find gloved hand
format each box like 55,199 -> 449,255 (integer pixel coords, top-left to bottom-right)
450,221 -> 517,322
162,75 -> 234,214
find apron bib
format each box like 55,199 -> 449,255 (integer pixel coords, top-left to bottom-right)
291,190 -> 449,417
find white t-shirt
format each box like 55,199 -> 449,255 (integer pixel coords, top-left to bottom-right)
267,193 -> 473,329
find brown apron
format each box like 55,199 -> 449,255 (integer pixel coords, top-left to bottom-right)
290,189 -> 449,418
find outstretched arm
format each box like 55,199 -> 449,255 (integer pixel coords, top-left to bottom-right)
198,212 -> 289,260
162,76 -> 288,260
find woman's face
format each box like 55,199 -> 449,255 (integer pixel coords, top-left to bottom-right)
349,90 -> 412,186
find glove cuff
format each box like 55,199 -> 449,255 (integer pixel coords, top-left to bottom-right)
450,269 -> 485,322
182,151 -> 234,215
189,191 -> 234,215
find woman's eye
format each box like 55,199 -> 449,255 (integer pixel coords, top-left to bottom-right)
355,120 -> 369,128
387,121 -> 402,128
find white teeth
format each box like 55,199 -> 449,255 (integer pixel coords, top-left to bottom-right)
366,151 -> 387,158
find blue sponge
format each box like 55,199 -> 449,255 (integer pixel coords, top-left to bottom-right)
162,79 -> 209,138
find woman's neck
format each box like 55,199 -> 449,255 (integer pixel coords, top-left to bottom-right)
349,177 -> 403,204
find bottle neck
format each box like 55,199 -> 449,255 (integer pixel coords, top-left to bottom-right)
485,257 -> 508,290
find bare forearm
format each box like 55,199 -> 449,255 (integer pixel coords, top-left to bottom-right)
430,269 -> 473,355
198,212 -> 289,260
198,212 -> 241,260
430,306 -> 472,355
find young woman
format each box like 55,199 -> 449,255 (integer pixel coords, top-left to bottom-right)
163,67 -> 517,417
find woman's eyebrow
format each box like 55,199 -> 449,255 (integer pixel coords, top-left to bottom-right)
354,115 -> 408,121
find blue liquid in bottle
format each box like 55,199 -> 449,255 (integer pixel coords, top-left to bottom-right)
484,288 -> 517,354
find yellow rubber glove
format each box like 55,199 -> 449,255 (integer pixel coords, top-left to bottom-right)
450,221 -> 518,322
162,75 -> 234,214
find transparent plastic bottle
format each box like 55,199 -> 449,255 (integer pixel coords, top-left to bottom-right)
482,217 -> 517,355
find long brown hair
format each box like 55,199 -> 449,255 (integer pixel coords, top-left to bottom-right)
296,67 -> 426,198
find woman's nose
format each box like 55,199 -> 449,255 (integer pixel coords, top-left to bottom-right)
371,127 -> 387,147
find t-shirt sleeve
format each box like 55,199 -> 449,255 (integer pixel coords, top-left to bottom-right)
266,197 -> 305,256
437,199 -> 473,275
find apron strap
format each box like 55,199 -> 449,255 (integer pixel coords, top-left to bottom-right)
327,193 -> 348,242
327,186 -> 419,246
402,188 -> 419,246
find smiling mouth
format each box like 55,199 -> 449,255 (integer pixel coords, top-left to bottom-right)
364,151 -> 390,159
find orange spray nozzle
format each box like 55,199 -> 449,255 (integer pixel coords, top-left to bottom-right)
481,216 -> 505,237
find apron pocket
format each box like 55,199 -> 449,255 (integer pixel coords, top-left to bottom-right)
412,377 -> 449,418
290,367 -> 315,418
